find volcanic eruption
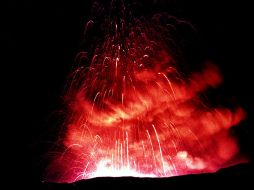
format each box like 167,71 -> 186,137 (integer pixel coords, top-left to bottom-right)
45,0 -> 246,183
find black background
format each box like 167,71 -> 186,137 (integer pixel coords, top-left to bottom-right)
5,0 -> 254,189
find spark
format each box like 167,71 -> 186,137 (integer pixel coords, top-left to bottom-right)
152,124 -> 166,175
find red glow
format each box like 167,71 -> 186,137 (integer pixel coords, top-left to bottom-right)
46,15 -> 246,183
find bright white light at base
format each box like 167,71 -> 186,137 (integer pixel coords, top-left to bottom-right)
90,160 -> 157,178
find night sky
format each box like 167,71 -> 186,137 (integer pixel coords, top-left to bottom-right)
5,0 -> 253,189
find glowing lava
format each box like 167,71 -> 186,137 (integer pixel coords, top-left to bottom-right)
45,11 -> 246,183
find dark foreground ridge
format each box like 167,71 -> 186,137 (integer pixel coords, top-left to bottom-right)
39,163 -> 253,189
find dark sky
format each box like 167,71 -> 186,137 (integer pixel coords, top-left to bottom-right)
5,0 -> 253,188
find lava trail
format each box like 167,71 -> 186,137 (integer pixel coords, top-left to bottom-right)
45,1 -> 246,183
